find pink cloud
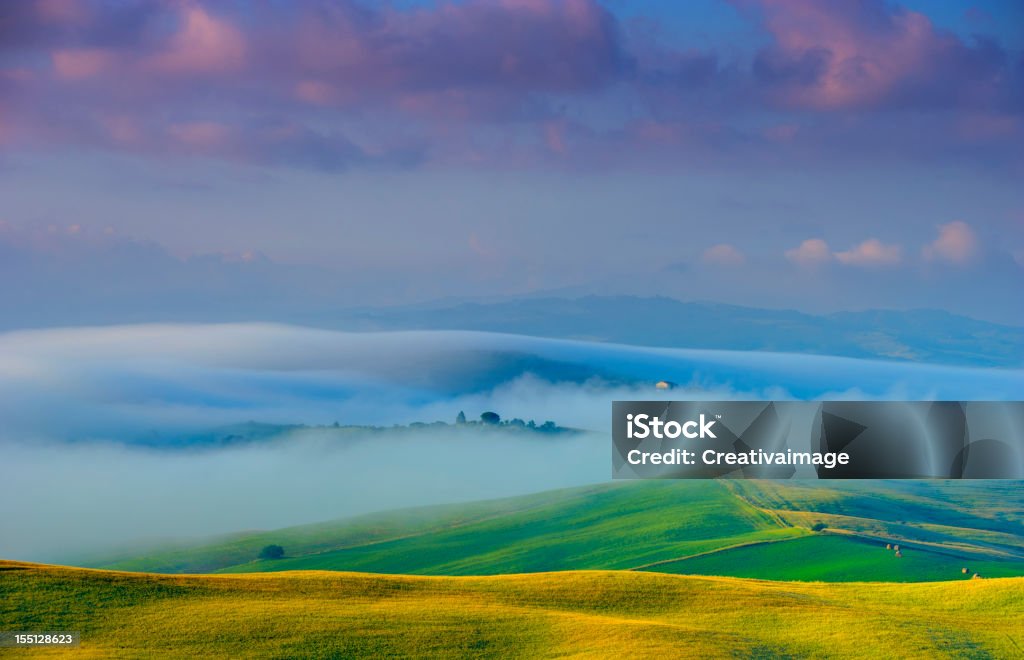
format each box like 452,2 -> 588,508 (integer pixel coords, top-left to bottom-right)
702,243 -> 746,266
922,221 -> 978,265
543,120 -> 568,155
785,238 -> 831,266
51,48 -> 116,80
167,121 -> 232,149
294,80 -> 335,106
746,0 -> 1006,111
834,238 -> 901,267
144,5 -> 246,75
34,0 -> 90,25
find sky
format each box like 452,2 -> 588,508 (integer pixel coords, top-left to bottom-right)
1,0 -> 1022,324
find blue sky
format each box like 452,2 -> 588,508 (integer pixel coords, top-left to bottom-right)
0,0 -> 1021,323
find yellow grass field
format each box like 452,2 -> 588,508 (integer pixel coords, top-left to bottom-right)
2,560 -> 1023,658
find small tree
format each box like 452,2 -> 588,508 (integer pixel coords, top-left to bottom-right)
480,411 -> 500,425
258,544 -> 285,560
811,523 -> 826,532
456,411 -> 466,424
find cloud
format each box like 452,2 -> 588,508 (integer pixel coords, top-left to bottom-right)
785,238 -> 831,266
291,0 -> 625,95
167,121 -> 232,149
789,226 -> 983,270
922,221 -> 978,265
702,243 -> 746,266
0,322 -> 1021,560
0,0 -> 1019,170
834,238 -> 902,267
34,0 -> 90,25
745,0 -> 1017,112
14,0 -> 625,169
51,48 -> 114,79
0,428 -> 610,562
1,323 -> 1019,442
143,5 -> 245,76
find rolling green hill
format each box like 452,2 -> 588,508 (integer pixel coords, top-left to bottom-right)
2,561 -> 1023,658
650,534 -> 1024,581
89,480 -> 1024,582
94,481 -> 799,574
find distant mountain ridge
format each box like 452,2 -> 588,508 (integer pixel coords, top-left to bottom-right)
336,296 -> 1023,367
4,294 -> 1018,367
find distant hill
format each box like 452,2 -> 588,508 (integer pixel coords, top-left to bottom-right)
5,561 -> 1023,657
335,296 -> 1023,367
90,480 -> 1024,581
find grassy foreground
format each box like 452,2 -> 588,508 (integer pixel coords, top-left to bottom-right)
2,561 -> 1023,658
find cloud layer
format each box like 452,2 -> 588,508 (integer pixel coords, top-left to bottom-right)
1,322 -> 1021,561
0,0 -> 1020,169
2,323 -> 1021,442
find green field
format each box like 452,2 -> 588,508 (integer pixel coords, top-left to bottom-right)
93,481 -> 793,574
8,481 -> 1024,656
89,480 -> 1024,582
651,533 -> 1024,581
2,561 -> 1023,658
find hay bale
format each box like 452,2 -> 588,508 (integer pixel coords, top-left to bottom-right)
962,567 -> 969,574
894,550 -> 902,558
885,543 -> 892,550
972,573 -> 982,579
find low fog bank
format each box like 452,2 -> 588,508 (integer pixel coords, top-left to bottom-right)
2,323 -> 1022,563
2,323 -> 1021,444
0,426 -> 607,563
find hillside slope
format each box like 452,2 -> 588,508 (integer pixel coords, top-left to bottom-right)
2,561 -> 1023,658
90,480 -> 1024,581
96,481 -> 794,574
